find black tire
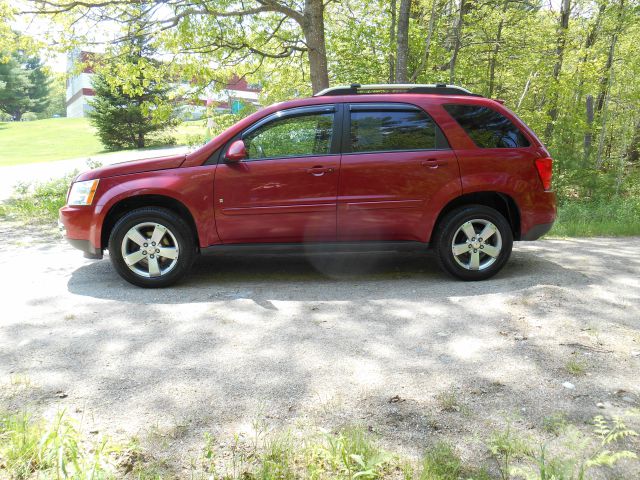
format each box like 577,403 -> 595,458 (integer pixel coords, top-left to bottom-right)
434,205 -> 513,281
108,207 -> 196,288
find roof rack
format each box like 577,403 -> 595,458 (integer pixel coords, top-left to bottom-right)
314,83 -> 478,97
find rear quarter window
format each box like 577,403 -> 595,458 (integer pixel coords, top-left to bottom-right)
444,104 -> 530,148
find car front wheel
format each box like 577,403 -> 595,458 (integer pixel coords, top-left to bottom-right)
434,205 -> 513,281
108,207 -> 196,288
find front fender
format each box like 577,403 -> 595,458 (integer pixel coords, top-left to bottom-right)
91,166 -> 217,249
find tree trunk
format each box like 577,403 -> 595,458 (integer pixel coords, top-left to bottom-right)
395,0 -> 412,83
543,0 -> 571,142
596,1 -> 624,114
389,0 -> 397,83
487,0 -> 508,97
410,0 -> 438,82
449,0 -> 466,84
626,119 -> 640,164
302,0 -> 329,94
583,94 -> 594,164
579,3 -> 606,163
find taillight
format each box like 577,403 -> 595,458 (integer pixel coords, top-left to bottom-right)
535,157 -> 553,191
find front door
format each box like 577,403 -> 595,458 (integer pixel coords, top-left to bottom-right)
337,103 -> 461,242
214,106 -> 340,243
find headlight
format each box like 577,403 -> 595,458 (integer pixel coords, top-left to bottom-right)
67,179 -> 99,206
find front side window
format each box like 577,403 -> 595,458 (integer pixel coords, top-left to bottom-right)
443,104 -> 530,148
243,112 -> 334,160
350,109 -> 438,153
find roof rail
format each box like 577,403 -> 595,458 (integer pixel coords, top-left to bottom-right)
314,83 -> 479,97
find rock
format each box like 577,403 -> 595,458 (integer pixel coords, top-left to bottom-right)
597,402 -> 605,408
622,396 -> 635,403
562,382 -> 575,390
631,351 -> 640,357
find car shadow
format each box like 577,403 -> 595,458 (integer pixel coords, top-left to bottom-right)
67,248 -> 591,304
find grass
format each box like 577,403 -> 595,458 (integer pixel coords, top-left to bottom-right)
0,118 -> 105,166
549,196 -> 640,237
565,356 -> 587,376
0,118 -> 207,166
1,408 -> 638,480
0,410 -> 127,479
0,170 -> 76,223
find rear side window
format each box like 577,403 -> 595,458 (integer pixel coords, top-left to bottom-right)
444,104 -> 530,148
350,109 -> 443,153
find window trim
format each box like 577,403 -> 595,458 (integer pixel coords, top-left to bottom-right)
238,105 -> 339,162
442,103 -> 532,149
344,103 -> 450,155
216,104 -> 341,164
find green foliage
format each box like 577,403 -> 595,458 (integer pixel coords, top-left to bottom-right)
0,170 -> 77,222
0,410 -> 123,479
89,71 -> 177,151
488,425 -> 531,480
87,10 -> 178,151
0,47 -> 50,120
419,442 -> 461,480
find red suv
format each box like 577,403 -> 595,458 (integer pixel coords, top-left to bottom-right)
59,84 -> 556,287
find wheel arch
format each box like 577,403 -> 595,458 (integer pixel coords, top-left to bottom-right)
431,191 -> 521,241
101,194 -> 200,250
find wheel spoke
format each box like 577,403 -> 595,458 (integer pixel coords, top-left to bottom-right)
479,223 -> 497,241
482,245 -> 500,258
148,256 -> 161,277
461,222 -> 476,240
150,224 -> 167,245
125,228 -> 147,247
452,243 -> 469,256
469,250 -> 480,270
124,250 -> 145,266
157,247 -> 178,259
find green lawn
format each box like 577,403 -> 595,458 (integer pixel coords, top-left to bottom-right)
0,118 -> 207,167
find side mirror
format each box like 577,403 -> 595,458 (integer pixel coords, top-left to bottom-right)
225,139 -> 247,162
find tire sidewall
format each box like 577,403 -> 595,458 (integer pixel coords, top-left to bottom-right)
108,207 -> 195,288
436,205 -> 513,281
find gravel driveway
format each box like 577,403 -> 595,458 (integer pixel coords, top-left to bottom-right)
1,225 -> 639,473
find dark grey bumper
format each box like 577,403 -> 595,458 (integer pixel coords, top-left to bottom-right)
521,222 -> 554,241
66,238 -> 103,260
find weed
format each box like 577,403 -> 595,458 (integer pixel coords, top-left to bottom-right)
0,409 -> 124,479
435,390 -> 462,413
542,412 -> 569,436
1,172 -> 76,223
565,357 -> 587,376
487,425 -> 530,480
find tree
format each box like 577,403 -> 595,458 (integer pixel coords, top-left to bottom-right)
0,50 -> 50,120
543,0 -> 571,142
24,0 -> 331,94
394,0 -> 412,83
88,15 -> 177,150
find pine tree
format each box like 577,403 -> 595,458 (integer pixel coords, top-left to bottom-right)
0,51 -> 50,120
88,17 -> 177,150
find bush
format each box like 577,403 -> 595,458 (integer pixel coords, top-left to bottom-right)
0,172 -> 75,223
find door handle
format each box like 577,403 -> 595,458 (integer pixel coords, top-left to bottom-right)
306,166 -> 334,176
421,159 -> 446,169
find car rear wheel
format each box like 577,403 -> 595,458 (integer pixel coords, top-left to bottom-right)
108,207 -> 196,288
434,205 -> 513,281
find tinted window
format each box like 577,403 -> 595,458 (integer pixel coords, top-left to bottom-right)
350,110 -> 438,153
243,112 -> 334,159
444,104 -> 530,148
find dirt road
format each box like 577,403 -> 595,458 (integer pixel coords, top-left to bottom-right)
1,226 -> 639,473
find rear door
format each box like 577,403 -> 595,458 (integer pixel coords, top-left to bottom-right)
214,105 -> 340,243
337,103 -> 461,242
